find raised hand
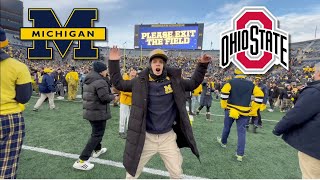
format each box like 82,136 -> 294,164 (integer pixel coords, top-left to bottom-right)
198,54 -> 212,64
109,46 -> 121,61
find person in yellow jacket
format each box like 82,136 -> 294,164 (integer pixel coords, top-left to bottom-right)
191,84 -> 202,115
119,68 -> 137,138
65,66 -> 79,100
216,68 -> 264,162
247,76 -> 268,133
0,28 -> 32,179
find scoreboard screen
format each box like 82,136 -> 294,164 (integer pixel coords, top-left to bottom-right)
134,23 -> 204,50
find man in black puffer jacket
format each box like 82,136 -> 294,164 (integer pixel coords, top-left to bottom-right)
73,62 -> 115,171
109,46 -> 211,178
273,62 -> 320,179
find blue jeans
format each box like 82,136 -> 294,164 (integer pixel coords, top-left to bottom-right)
191,96 -> 200,113
221,110 -> 249,156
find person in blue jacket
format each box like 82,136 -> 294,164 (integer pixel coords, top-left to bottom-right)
33,68 -> 56,111
273,62 -> 320,179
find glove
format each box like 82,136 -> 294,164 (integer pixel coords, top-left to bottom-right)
260,104 -> 267,111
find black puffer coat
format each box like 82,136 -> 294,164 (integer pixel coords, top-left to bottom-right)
82,71 -> 114,121
109,60 -> 208,176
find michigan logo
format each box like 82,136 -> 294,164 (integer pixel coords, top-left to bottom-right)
164,85 -> 173,94
220,6 -> 289,74
20,8 -> 107,60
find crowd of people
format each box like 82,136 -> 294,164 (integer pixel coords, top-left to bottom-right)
1,28 -> 320,179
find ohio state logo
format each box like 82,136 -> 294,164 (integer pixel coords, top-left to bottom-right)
220,6 -> 289,74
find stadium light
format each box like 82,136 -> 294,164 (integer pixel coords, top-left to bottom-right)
123,41 -> 127,71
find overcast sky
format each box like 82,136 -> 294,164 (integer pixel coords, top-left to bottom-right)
21,0 -> 320,50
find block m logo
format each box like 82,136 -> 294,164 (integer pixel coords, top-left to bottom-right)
20,8 -> 107,60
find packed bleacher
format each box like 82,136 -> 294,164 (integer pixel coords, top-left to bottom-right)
2,30 -> 320,104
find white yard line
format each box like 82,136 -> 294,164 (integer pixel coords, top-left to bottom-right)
30,96 -> 279,122
199,113 -> 279,122
31,96 -> 83,103
22,145 -> 207,179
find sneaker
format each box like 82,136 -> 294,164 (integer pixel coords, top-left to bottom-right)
216,137 -> 227,148
206,113 -> 211,121
268,109 -> 274,112
235,154 -> 243,162
92,148 -> 107,158
57,96 -> 64,100
73,160 -> 94,170
253,126 -> 258,133
32,108 -> 38,112
245,125 -> 249,131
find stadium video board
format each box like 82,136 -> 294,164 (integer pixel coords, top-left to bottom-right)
134,23 -> 204,50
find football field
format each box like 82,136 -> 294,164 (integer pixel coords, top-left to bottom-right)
17,97 -> 301,179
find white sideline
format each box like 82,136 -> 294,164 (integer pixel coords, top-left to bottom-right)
22,145 -> 207,179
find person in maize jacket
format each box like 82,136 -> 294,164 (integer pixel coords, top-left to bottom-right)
65,66 -> 79,100
191,84 -> 202,115
217,68 -> 264,162
0,27 -> 32,179
119,68 -> 137,139
108,46 -> 211,178
247,76 -> 268,133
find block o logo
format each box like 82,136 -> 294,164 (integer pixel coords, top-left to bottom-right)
220,6 -> 289,74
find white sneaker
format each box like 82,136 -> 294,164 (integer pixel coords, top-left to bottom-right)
57,96 -> 64,100
216,137 -> 227,148
268,109 -> 274,112
92,148 -> 107,158
235,154 -> 243,162
73,160 -> 94,170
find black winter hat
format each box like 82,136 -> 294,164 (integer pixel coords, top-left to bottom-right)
93,61 -> 107,73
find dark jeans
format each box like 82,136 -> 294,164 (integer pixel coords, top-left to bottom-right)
198,105 -> 210,113
269,98 -> 275,109
221,110 -> 249,156
56,83 -> 64,97
79,120 -> 107,161
248,109 -> 262,127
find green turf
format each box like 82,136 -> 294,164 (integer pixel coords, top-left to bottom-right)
16,97 -> 301,179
